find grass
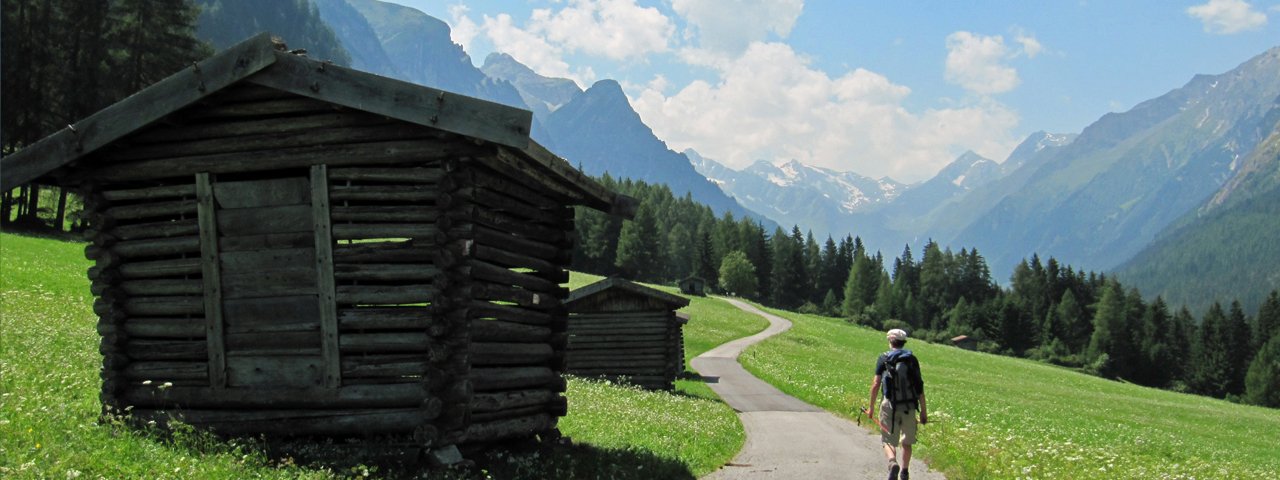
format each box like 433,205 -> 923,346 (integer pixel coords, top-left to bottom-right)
0,233 -> 759,479
738,305 -> 1280,479
559,272 -> 763,477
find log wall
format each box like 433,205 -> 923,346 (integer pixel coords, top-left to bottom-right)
439,155 -> 574,445
84,84 -> 456,438
565,311 -> 685,390
82,83 -> 577,449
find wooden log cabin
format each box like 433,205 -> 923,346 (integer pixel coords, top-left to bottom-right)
0,33 -> 637,460
564,277 -> 690,390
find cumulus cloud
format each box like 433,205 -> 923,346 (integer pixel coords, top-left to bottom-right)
1187,0 -> 1268,34
1014,32 -> 1043,58
447,5 -> 479,52
672,0 -> 804,57
481,13 -> 579,81
532,0 -> 675,60
945,32 -> 1021,95
631,42 -> 1021,182
451,0 -> 671,87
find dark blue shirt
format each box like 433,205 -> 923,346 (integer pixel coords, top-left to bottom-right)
875,349 -> 924,400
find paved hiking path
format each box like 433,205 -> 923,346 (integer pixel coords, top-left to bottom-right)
691,298 -> 946,480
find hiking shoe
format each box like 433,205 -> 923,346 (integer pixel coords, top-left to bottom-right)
901,469 -> 909,480
887,464 -> 900,480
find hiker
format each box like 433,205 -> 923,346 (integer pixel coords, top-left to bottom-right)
868,328 -> 927,480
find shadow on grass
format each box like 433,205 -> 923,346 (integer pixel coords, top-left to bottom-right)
145,422 -> 694,480
467,438 -> 696,480
260,436 -> 695,480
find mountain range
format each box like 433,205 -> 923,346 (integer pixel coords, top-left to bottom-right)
192,1 -> 1280,312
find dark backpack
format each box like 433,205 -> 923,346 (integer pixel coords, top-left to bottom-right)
882,350 -> 918,407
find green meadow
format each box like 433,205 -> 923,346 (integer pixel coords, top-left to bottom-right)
0,233 -> 759,479
9,230 -> 1277,479
739,306 -> 1280,479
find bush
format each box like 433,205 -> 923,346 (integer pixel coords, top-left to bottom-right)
797,302 -> 823,315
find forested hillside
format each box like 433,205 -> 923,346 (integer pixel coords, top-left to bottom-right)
576,175 -> 1280,407
1118,122 -> 1280,315
194,0 -> 350,66
1,0 -> 211,227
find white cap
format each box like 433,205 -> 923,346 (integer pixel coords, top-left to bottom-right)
886,328 -> 908,342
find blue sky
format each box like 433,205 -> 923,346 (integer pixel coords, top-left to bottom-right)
384,0 -> 1277,182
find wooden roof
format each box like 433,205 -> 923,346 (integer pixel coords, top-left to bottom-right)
1,32 -> 634,217
566,277 -> 691,309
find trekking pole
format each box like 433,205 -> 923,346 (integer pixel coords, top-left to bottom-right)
859,406 -> 890,435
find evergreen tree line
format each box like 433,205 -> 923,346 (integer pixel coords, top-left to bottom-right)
575,176 -> 1280,407
2,0 -> 210,229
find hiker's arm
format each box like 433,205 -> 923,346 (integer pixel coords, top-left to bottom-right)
868,375 -> 881,417
918,392 -> 927,424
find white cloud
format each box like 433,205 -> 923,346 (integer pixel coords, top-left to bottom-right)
447,5 -> 479,52
1014,33 -> 1043,58
945,32 -> 1021,95
631,42 -> 1021,182
672,0 -> 804,56
453,0 -> 670,87
532,0 -> 675,60
481,13 -> 576,80
1187,0 -> 1268,34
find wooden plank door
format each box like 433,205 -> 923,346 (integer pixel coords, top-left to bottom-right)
203,173 -> 338,389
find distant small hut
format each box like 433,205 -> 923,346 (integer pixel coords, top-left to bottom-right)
678,276 -> 706,296
564,278 -> 690,390
0,33 -> 636,462
951,335 -> 978,351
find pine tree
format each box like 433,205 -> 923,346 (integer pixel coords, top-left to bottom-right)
821,289 -> 840,316
918,241 -> 949,330
1137,297 -> 1173,387
1257,290 -> 1280,352
712,211 -> 738,262
1224,301 -> 1253,396
770,227 -> 806,309
665,223 -> 695,280
1087,280 -> 1127,378
817,236 -> 842,304
615,204 -> 659,280
1244,335 -> 1280,407
1056,290 -> 1090,354
748,223 -> 771,301
1169,307 -> 1196,390
111,0 -> 212,94
693,226 -> 718,287
1192,303 -> 1231,397
804,231 -> 822,303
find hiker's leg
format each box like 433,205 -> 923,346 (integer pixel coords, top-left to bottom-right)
880,399 -> 899,464
899,405 -> 918,470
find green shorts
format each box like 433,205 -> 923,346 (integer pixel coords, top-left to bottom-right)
880,399 -> 918,447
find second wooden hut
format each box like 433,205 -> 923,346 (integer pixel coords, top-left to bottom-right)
564,278 -> 690,390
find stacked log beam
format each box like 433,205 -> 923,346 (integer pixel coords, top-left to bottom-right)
442,157 -> 573,445
566,310 -> 686,391
84,179 -> 209,415
325,157 -> 451,448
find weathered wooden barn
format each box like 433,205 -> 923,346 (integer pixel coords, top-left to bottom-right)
0,33 -> 636,459
678,276 -> 706,296
564,277 -> 690,390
